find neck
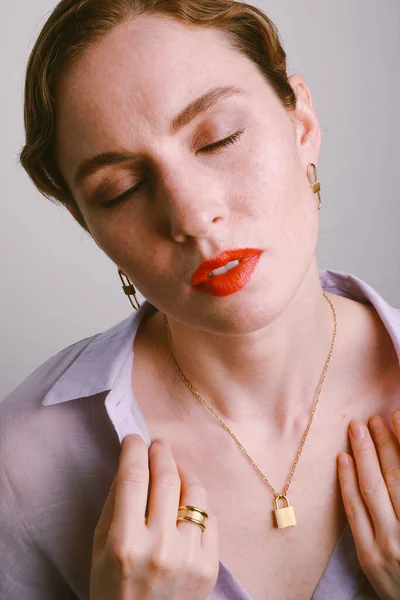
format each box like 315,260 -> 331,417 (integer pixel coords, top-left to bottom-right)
161,261 -> 338,439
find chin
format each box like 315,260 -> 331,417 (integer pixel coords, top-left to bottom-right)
186,286 -> 289,335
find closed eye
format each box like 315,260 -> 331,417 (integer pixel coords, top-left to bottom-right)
199,130 -> 244,154
102,181 -> 144,208
102,130 -> 245,208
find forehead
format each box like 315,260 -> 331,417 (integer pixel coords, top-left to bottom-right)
55,14 -> 272,179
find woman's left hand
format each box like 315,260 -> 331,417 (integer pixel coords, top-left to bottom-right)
337,409 -> 400,600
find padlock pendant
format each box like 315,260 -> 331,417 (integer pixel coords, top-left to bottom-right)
274,494 -> 297,529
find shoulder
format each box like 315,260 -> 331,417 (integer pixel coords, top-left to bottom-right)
1,333 -> 98,415
0,332 -> 98,472
0,335 -> 93,496
321,269 -> 400,378
0,303 -> 146,417
0,305 -> 148,471
0,339 -> 120,597
0,326 -> 122,514
0,309 -> 154,597
327,289 -> 400,421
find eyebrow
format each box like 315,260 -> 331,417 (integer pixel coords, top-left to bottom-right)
73,84 -> 247,189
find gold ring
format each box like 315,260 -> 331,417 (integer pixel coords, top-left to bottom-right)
177,505 -> 208,532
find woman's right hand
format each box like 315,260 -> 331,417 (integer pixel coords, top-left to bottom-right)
90,434 -> 219,600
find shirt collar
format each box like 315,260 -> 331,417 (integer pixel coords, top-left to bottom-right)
41,300 -> 158,406
42,269 -> 400,409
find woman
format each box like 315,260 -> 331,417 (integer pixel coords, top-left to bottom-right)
1,0 -> 399,598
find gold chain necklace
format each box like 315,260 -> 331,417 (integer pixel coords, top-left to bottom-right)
164,292 -> 337,529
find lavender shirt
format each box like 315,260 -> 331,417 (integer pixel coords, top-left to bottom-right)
1,269 -> 399,600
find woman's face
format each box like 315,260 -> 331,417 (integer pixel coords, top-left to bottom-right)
56,14 -> 321,333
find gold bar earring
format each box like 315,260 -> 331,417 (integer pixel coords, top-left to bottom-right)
118,269 -> 141,311
307,163 -> 322,210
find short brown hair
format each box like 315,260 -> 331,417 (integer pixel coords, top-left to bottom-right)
19,0 -> 297,232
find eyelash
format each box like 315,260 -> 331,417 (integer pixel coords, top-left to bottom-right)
102,130 -> 245,208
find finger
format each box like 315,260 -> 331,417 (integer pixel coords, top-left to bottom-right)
337,452 -> 375,549
92,472 -> 118,553
392,410 -> 400,440
369,414 -> 400,520
349,420 -> 397,533
177,465 -> 219,564
146,440 -> 181,533
107,434 -> 149,548
176,465 -> 208,542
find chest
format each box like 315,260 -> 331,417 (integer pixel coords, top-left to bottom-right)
134,378 -> 399,600
130,303 -> 400,599
163,423 -> 351,600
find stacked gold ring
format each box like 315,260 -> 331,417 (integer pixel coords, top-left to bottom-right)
177,505 -> 209,532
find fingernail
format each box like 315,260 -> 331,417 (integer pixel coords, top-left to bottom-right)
393,410 -> 400,424
370,416 -> 384,432
350,421 -> 365,440
126,434 -> 142,442
152,439 -> 168,447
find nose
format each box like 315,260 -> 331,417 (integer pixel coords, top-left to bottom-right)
161,166 -> 229,242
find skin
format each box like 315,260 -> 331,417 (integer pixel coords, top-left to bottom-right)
54,14 -> 400,598
338,415 -> 400,600
55,14 -> 333,436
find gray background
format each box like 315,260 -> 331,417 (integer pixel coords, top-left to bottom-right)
1,0 -> 399,400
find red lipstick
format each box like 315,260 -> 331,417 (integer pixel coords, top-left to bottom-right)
191,248 -> 262,297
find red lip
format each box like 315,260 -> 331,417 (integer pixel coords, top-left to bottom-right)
191,248 -> 262,297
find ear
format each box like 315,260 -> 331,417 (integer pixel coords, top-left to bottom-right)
288,74 -> 321,169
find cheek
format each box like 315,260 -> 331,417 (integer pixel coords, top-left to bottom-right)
234,147 -> 319,259
85,216 -> 143,268
231,130 -> 297,215
89,216 -> 169,286
232,152 -> 307,224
